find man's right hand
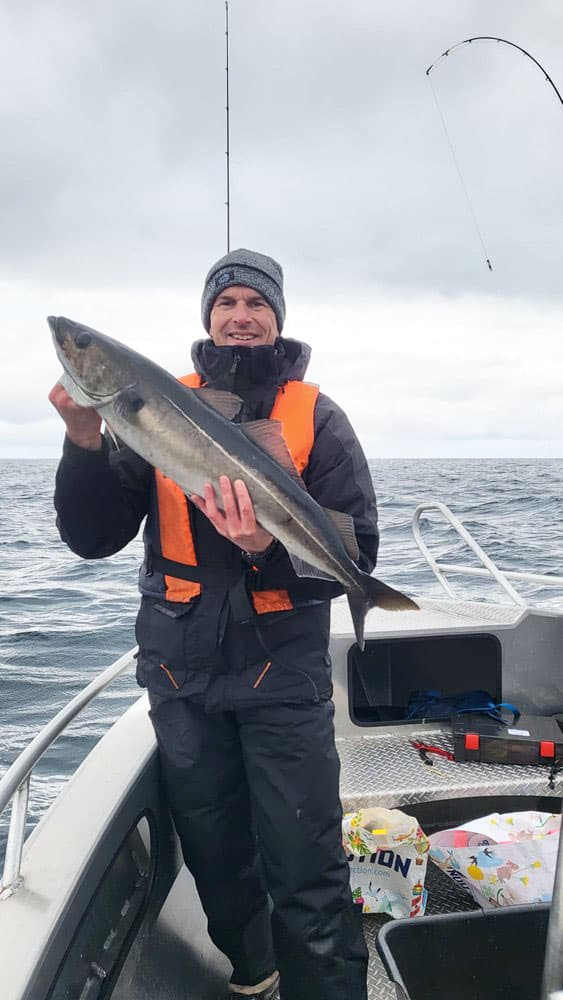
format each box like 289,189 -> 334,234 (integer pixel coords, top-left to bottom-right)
49,382 -> 103,451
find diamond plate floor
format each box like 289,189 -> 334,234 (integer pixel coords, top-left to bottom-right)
363,861 -> 480,999
338,728 -> 563,812
338,728 -> 562,996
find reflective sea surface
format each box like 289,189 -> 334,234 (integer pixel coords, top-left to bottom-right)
1,457 -> 562,862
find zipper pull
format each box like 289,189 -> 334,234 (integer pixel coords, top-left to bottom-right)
229,351 -> 241,375
253,660 -> 272,689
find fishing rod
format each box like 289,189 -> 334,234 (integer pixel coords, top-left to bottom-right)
427,37 -> 563,106
225,0 -> 231,252
426,36 -> 563,272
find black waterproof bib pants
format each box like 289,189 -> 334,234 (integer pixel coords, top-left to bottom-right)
148,625 -> 369,1000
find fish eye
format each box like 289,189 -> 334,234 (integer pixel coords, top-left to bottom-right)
74,331 -> 91,349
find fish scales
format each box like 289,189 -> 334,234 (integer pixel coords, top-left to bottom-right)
126,377 -> 360,590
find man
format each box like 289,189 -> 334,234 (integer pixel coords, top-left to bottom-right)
49,248 -> 378,1000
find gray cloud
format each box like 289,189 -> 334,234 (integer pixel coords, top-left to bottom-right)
1,0 -> 561,299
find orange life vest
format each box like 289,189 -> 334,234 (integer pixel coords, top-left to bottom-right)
154,374 -> 319,613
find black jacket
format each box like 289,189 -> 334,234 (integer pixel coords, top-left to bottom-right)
54,337 -> 379,707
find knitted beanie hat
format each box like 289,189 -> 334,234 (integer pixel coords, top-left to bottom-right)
201,248 -> 285,332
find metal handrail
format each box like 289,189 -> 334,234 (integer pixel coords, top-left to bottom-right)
0,646 -> 137,897
412,501 -> 563,606
429,564 -> 563,588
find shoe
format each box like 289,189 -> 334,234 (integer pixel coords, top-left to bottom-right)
229,970 -> 280,999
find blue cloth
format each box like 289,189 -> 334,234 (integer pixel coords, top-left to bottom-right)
406,689 -> 520,724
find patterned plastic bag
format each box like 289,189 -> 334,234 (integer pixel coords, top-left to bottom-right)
343,806 -> 430,917
429,811 -> 560,908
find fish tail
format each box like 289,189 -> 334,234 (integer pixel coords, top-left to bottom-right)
348,576 -> 418,650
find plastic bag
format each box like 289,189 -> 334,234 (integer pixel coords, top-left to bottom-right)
429,811 -> 560,908
343,807 -> 430,917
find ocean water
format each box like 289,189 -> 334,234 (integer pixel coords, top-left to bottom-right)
1,457 -> 562,864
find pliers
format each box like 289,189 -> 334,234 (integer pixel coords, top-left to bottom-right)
411,740 -> 454,765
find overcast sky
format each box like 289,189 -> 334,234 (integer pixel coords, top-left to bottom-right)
1,0 -> 562,458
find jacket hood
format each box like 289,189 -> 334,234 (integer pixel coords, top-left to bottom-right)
190,337 -> 312,389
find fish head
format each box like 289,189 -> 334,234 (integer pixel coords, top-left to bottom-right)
48,316 -> 137,404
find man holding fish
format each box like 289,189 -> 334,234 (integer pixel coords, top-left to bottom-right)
49,249 -> 404,1000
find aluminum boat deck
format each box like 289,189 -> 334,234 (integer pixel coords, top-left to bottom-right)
337,729 -> 563,999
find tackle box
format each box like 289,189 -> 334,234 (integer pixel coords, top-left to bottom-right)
453,712 -> 563,765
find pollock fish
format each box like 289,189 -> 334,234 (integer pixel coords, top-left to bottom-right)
49,316 -> 418,648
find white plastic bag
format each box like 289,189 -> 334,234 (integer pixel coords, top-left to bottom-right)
343,807 -> 430,917
429,811 -> 560,908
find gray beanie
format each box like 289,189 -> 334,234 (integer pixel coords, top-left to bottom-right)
201,248 -> 285,332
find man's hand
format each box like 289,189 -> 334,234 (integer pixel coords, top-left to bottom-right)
48,382 -> 103,451
191,476 -> 274,554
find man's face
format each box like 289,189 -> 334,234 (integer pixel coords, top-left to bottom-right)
209,285 -> 279,348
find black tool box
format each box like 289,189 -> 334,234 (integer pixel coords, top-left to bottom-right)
452,713 -> 563,765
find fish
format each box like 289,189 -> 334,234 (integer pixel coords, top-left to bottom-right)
48,315 -> 418,648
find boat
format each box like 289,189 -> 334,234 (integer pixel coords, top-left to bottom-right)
1,499 -> 563,999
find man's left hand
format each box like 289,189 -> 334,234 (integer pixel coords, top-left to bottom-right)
191,476 -> 274,554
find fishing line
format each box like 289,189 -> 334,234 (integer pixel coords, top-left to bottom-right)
426,72 -> 493,272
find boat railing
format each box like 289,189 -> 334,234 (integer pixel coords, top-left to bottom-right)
0,645 -> 138,898
412,501 -> 563,606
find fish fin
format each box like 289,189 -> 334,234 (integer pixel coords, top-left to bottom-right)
322,507 -> 359,562
112,385 -> 145,418
193,388 -> 242,420
241,420 -> 307,490
287,551 -> 337,581
348,576 -> 419,650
